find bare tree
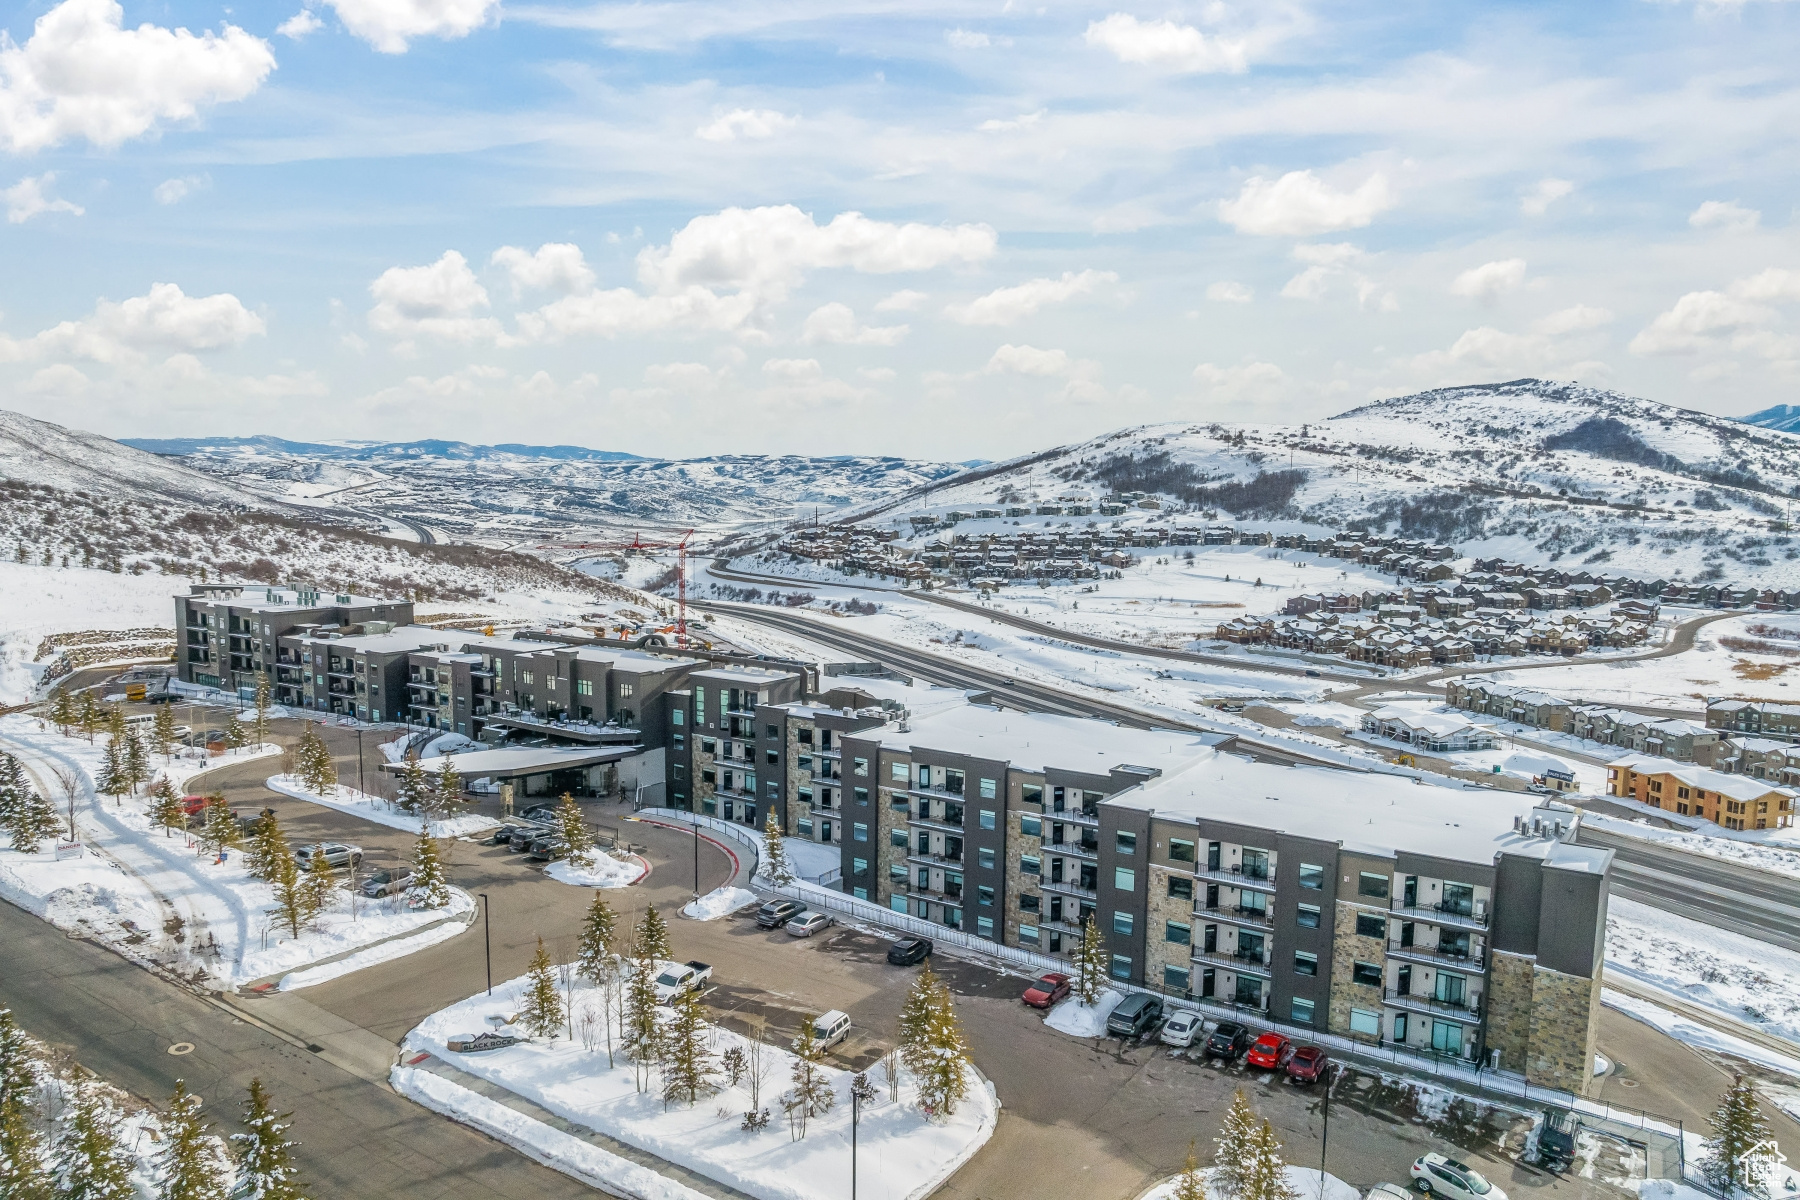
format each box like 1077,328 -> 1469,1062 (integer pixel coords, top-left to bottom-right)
881,1047 -> 901,1104
578,1003 -> 601,1054
51,765 -> 82,843
557,961 -> 579,1041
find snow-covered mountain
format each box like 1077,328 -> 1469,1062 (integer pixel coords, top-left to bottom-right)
1743,404 -> 1800,435
857,379 -> 1800,585
0,409 -> 274,510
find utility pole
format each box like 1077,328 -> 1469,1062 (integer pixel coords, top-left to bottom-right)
692,809 -> 701,901
480,892 -> 493,995
1319,1061 -> 1335,1198
356,728 -> 366,797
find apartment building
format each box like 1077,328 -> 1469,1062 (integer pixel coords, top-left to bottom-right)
667,665 -> 809,825
1359,706 -> 1498,752
1444,681 -> 1573,731
1708,700 -> 1800,744
1606,755 -> 1796,830
1715,736 -> 1800,785
1564,707 -> 1722,766
176,584 -> 414,695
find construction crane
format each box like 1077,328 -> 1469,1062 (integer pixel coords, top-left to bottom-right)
536,530 -> 698,645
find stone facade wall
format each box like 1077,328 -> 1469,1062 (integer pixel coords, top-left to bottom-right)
1145,865 -> 1194,992
1484,950 -> 1535,1075
1527,963 -> 1601,1096
874,774 -> 909,909
1003,808 -> 1043,948
1327,901 -> 1387,1039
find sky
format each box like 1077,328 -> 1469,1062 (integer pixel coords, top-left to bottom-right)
0,0 -> 1796,461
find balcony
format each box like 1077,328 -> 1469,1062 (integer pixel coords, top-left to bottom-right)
1383,988 -> 1482,1022
1193,865 -> 1278,893
1197,903 -> 1274,929
908,812 -> 965,834
1037,916 -> 1088,937
1391,903 -> 1489,932
1044,840 -> 1098,860
1387,942 -> 1486,971
1039,878 -> 1098,902
905,782 -> 968,802
907,850 -> 965,871
903,886 -> 963,909
1046,806 -> 1100,827
1190,948 -> 1273,978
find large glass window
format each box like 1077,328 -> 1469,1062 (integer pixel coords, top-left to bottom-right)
1114,867 -> 1136,892
1168,838 -> 1195,863
1109,954 -> 1132,980
977,886 -> 995,907
1294,951 -> 1318,976
1116,831 -> 1137,856
1297,903 -> 1321,928
980,809 -> 996,830
892,761 -> 909,781
1020,814 -> 1042,838
1291,998 -> 1316,1025
1358,871 -> 1391,899
1168,876 -> 1193,901
1163,965 -> 1190,991
1351,961 -> 1382,987
1165,920 -> 1191,945
1298,862 -> 1325,890
852,823 -> 869,842
979,778 -> 997,799
1113,911 -> 1134,936
1356,912 -> 1387,939
1349,1008 -> 1381,1036
977,847 -> 995,870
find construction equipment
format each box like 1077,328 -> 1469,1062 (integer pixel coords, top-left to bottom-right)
536,531 -> 697,646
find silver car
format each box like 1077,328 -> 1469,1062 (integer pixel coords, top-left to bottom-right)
295,842 -> 363,870
785,911 -> 834,938
1411,1154 -> 1506,1200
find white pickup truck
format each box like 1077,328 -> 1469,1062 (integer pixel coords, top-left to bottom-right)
652,960 -> 712,1004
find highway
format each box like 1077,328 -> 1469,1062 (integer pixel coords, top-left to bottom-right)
1577,823 -> 1800,953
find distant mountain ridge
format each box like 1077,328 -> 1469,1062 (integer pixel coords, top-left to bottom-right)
1742,404 -> 1800,434
123,435 -> 645,463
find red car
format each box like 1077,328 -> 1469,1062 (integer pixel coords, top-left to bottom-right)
1022,972 -> 1072,1009
1285,1046 -> 1329,1084
1245,1032 -> 1294,1070
180,795 -> 210,817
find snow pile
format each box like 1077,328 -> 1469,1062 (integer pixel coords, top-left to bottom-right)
1587,813 -> 1800,880
544,852 -> 646,888
1045,990 -> 1123,1037
265,774 -> 500,838
1501,750 -> 1575,778
1140,1167 -> 1356,1200
402,967 -> 998,1200
1606,896 -> 1800,1045
781,837 -> 843,882
681,886 -> 758,921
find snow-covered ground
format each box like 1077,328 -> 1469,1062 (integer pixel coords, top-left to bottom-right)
0,715 -> 474,989
401,965 -> 998,1200
1602,990 -> 1800,1079
278,918 -> 471,990
682,886 -> 758,920
1606,896 -> 1800,1047
1587,812 -> 1800,879
265,774 -> 500,838
1343,697 -> 1601,788
780,837 -> 842,882
0,560 -> 186,705
1045,990 -> 1123,1038
1139,1167 -> 1357,1200
544,852 -> 647,888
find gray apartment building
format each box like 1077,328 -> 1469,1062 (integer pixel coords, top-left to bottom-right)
176,584 -> 414,696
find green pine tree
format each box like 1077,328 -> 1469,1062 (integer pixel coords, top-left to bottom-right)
1240,1119 -> 1297,1200
243,810 -> 288,879
660,984 -> 717,1106
104,705 -> 126,745
1072,914 -> 1105,1004
49,689 -> 75,735
152,703 -> 178,760
576,894 -> 618,985
56,1085 -> 136,1200
301,848 -> 337,919
295,725 -> 335,796
0,1009 -> 52,1199
761,811 -> 793,886
621,957 -> 663,1090
252,676 -> 272,747
556,792 -> 596,868
433,756 -> 462,813
224,711 -> 249,751
197,796 -> 240,859
95,738 -> 129,804
897,962 -> 939,1077
1212,1090 -> 1262,1200
77,690 -> 103,743
150,779 -> 187,837
2,758 -> 61,854
520,938 -> 565,1039
410,819 -> 450,908
912,969 -> 969,1118
395,757 -> 429,813
633,904 -> 671,965
785,1019 -> 833,1137
271,853 -> 312,939
124,730 -> 150,795
232,1078 -> 309,1200
157,1079 -> 229,1200
1172,1141 -> 1208,1200
1703,1075 -> 1777,1197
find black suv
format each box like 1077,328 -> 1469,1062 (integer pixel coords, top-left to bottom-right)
755,899 -> 805,929
1203,1021 -> 1252,1060
886,937 -> 933,965
1105,994 -> 1164,1039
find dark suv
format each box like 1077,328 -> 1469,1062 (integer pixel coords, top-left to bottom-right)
1105,994 -> 1164,1039
886,937 -> 933,965
756,899 -> 805,929
1203,1021 -> 1252,1061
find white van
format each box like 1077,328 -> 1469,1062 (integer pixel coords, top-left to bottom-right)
796,1010 -> 851,1052
123,713 -> 156,729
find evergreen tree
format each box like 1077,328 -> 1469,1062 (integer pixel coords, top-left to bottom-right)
157,1079 -> 229,1200
104,705 -> 126,744
1,758 -> 61,854
244,810 -> 291,880
252,676 -> 272,747
633,904 -> 671,965
660,984 -> 717,1106
520,938 -> 565,1039
0,1009 -> 51,1199
785,1020 -> 834,1137
1240,1120 -> 1297,1200
897,962 -> 938,1074
409,819 -> 450,908
1703,1075 -> 1777,1197
152,703 -> 178,760
621,958 -> 663,1089
1172,1141 -> 1208,1200
271,852 -> 314,939
556,792 -> 596,868
49,688 -> 75,735
394,757 -> 429,813
197,795 -> 240,859
233,1078 -> 309,1200
1212,1090 -> 1262,1200
224,711 -> 249,751
433,756 -> 462,813
761,811 -> 793,886
149,778 -> 186,838
576,894 -> 618,985
56,1085 -> 135,1200
1071,914 -> 1105,1004
301,847 -> 337,918
294,725 -> 335,796
95,737 -> 129,804
123,729 -> 150,795
912,969 -> 969,1118
77,690 -> 103,743
0,753 -> 19,830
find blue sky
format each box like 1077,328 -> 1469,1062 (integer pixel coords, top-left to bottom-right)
0,0 -> 1796,459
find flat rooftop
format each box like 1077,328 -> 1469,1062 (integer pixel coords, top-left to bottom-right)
874,704 -> 1227,777
184,585 -> 401,611
381,745 -> 641,779
690,665 -> 803,685
294,624 -> 450,654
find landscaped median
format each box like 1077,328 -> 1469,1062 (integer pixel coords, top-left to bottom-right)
264,774 -> 500,838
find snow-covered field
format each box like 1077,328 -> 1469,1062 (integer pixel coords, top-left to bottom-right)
1140,1167 -> 1357,1200
682,886 -> 758,920
1481,617 -> 1778,713
265,774 -> 500,838
1605,896 -> 1800,1047
401,966 -> 998,1200
0,560 -> 185,705
0,716 -> 473,989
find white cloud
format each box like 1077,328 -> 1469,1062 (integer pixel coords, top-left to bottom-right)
490,243 -> 596,297
1449,258 -> 1527,303
858,366 -> 896,382
153,175 -> 208,205
514,287 -> 759,343
1218,170 -> 1395,236
1689,200 -> 1760,232
984,344 -> 1069,376
947,28 -> 1006,49
1734,268 -> 1800,303
0,0 -> 275,152
695,108 -> 796,142
1280,244 -> 1388,307
1520,178 -> 1574,217
643,361 -> 724,391
874,289 -> 929,312
1630,268 -> 1800,358
0,282 -> 264,364
1291,242 -> 1364,267
799,302 -> 908,346
945,269 -> 1117,326
1530,305 -> 1613,336
1192,361 -> 1287,403
322,0 -> 498,53
977,109 -> 1045,133
367,251 -> 501,343
763,357 -> 823,380
4,172 -> 81,223
277,9 -> 323,38
1206,281 -> 1253,304
1083,14 -> 1248,74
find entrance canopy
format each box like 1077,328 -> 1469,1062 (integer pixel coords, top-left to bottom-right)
382,744 -> 641,781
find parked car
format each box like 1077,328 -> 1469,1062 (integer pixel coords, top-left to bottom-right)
234,808 -> 276,837
526,834 -> 568,861
295,843 -> 363,870
652,961 -> 713,1003
482,821 -> 534,846
1304,669 -> 1321,678
786,911 -> 834,938
361,867 -> 415,898
1368,1185 -> 1413,1200
519,804 -> 561,823
179,795 -> 211,820
886,937 -> 933,965
755,899 -> 805,929
1203,1021 -> 1252,1061
506,824 -> 550,852
1105,994 -> 1164,1039
1021,973 -> 1072,1009
796,1010 -> 852,1051
1246,1032 -> 1294,1070
1285,1046 -> 1330,1084
1159,1009 -> 1204,1048
1411,1153 -> 1505,1200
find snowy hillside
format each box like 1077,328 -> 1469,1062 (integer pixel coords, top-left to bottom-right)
1744,404 -> 1800,435
856,379 -> 1800,585
0,409 -> 273,510
136,437 -> 969,547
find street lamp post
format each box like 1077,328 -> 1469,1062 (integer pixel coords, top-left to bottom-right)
692,810 -> 701,902
479,892 -> 493,995
356,728 -> 366,797
1318,1061 -> 1336,1199
851,1082 -> 859,1200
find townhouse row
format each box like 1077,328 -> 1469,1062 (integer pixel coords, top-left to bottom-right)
1606,756 -> 1796,830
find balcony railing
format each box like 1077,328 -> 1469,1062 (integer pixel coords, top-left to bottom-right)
903,886 -> 963,908
1044,840 -> 1099,860
1387,942 -> 1486,971
1391,902 -> 1489,931
1193,864 -> 1278,892
908,812 -> 965,834
1382,987 -> 1482,1020
1190,948 -> 1273,977
1038,878 -> 1098,902
1197,903 -> 1274,929
907,850 -> 964,870
1046,806 -> 1100,827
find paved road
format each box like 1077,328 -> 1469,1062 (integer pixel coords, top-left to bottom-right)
1577,823 -> 1800,953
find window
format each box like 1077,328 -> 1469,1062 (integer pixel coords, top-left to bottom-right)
576,680 -> 593,696
1291,998 -> 1316,1026
1113,911 -> 1134,936
1168,876 -> 1193,901
1294,951 -> 1318,976
977,916 -> 995,939
1165,920 -> 1191,945
892,762 -> 909,781
1164,965 -> 1191,990
1297,903 -> 1321,929
854,787 -> 869,805
854,757 -> 869,776
798,819 -> 814,836
1020,814 -> 1042,838
1355,913 -> 1387,940
766,724 -> 779,739
979,809 -> 996,831
852,857 -> 869,877
1020,855 -> 1040,876
1349,1008 -> 1382,1036
1298,863 -> 1325,890
1116,831 -> 1137,855
891,829 -> 908,847
1020,925 -> 1040,944
979,777 -> 997,800
853,887 -> 869,901
944,769 -> 964,794
1358,871 -> 1391,899
977,847 -> 995,870
1352,961 -> 1382,987
766,750 -> 779,765
889,792 -> 908,810
977,885 -> 994,907
1022,784 -> 1043,805
620,684 -> 634,698
521,670 -> 534,685
1168,838 -> 1195,863
891,896 -> 908,914
852,822 -> 869,842
1114,867 -> 1136,892
1019,894 -> 1040,913
890,864 -> 907,883
1109,954 -> 1132,980
702,738 -> 716,754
